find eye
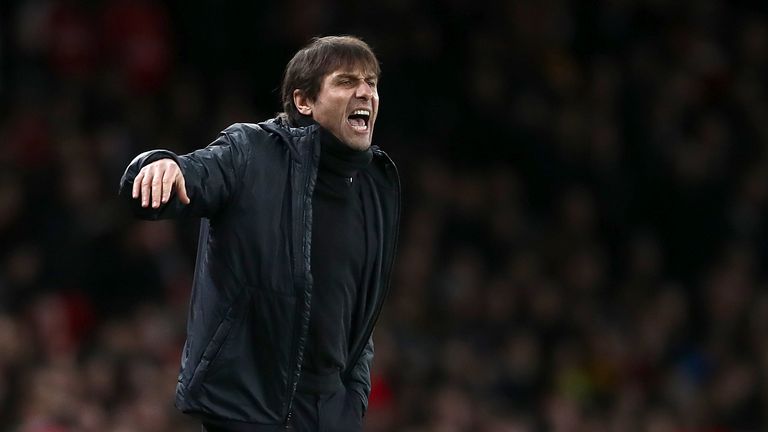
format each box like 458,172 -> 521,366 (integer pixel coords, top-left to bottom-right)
366,80 -> 377,88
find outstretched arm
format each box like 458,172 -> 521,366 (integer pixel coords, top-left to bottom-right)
119,131 -> 248,219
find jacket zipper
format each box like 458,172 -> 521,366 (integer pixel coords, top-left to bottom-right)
284,129 -> 320,428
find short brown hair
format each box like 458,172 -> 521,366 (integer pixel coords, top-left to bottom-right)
280,36 -> 381,126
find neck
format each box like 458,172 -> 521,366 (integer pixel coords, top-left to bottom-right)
319,127 -> 372,177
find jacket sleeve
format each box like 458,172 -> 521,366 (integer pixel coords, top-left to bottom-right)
118,130 -> 248,219
348,335 -> 374,415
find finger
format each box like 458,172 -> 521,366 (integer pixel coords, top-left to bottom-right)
132,171 -> 144,199
151,167 -> 163,208
141,170 -> 152,207
161,166 -> 173,204
176,173 -> 190,205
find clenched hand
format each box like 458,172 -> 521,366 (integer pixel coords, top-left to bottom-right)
132,159 -> 191,208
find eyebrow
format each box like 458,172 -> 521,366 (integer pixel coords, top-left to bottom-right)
334,73 -> 378,81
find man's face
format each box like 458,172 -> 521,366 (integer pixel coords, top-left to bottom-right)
306,67 -> 379,151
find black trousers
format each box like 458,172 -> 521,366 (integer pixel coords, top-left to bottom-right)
201,387 -> 364,432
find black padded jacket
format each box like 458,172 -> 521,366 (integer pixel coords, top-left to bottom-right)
118,116 -> 400,428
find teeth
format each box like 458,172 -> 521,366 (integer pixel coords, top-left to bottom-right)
352,109 -> 370,116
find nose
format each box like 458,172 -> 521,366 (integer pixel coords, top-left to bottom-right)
355,81 -> 373,100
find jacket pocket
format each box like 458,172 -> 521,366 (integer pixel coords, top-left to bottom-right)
248,286 -> 297,408
186,304 -> 237,394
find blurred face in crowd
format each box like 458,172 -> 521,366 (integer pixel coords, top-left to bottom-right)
294,66 -> 379,151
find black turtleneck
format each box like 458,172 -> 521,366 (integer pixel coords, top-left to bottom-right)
302,125 -> 373,381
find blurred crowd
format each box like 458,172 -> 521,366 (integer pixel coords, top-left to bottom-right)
3,0 -> 768,431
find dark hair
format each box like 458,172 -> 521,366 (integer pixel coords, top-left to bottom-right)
280,35 -> 381,126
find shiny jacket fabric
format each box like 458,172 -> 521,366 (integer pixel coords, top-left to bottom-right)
118,117 -> 400,427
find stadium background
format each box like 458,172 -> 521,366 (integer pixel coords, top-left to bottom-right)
2,0 -> 768,430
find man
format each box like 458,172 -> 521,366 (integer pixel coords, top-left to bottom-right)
119,36 -> 400,432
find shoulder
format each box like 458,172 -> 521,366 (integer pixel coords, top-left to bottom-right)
257,116 -> 318,140
216,121 -> 288,155
222,118 -> 318,144
220,122 -> 271,145
217,121 -> 306,166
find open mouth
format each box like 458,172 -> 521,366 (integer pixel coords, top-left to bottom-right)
347,109 -> 370,132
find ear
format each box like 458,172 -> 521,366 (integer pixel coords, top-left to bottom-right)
293,89 -> 313,116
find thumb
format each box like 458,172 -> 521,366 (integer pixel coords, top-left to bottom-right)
176,174 -> 191,204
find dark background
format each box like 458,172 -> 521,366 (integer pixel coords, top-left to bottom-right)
2,0 -> 768,431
